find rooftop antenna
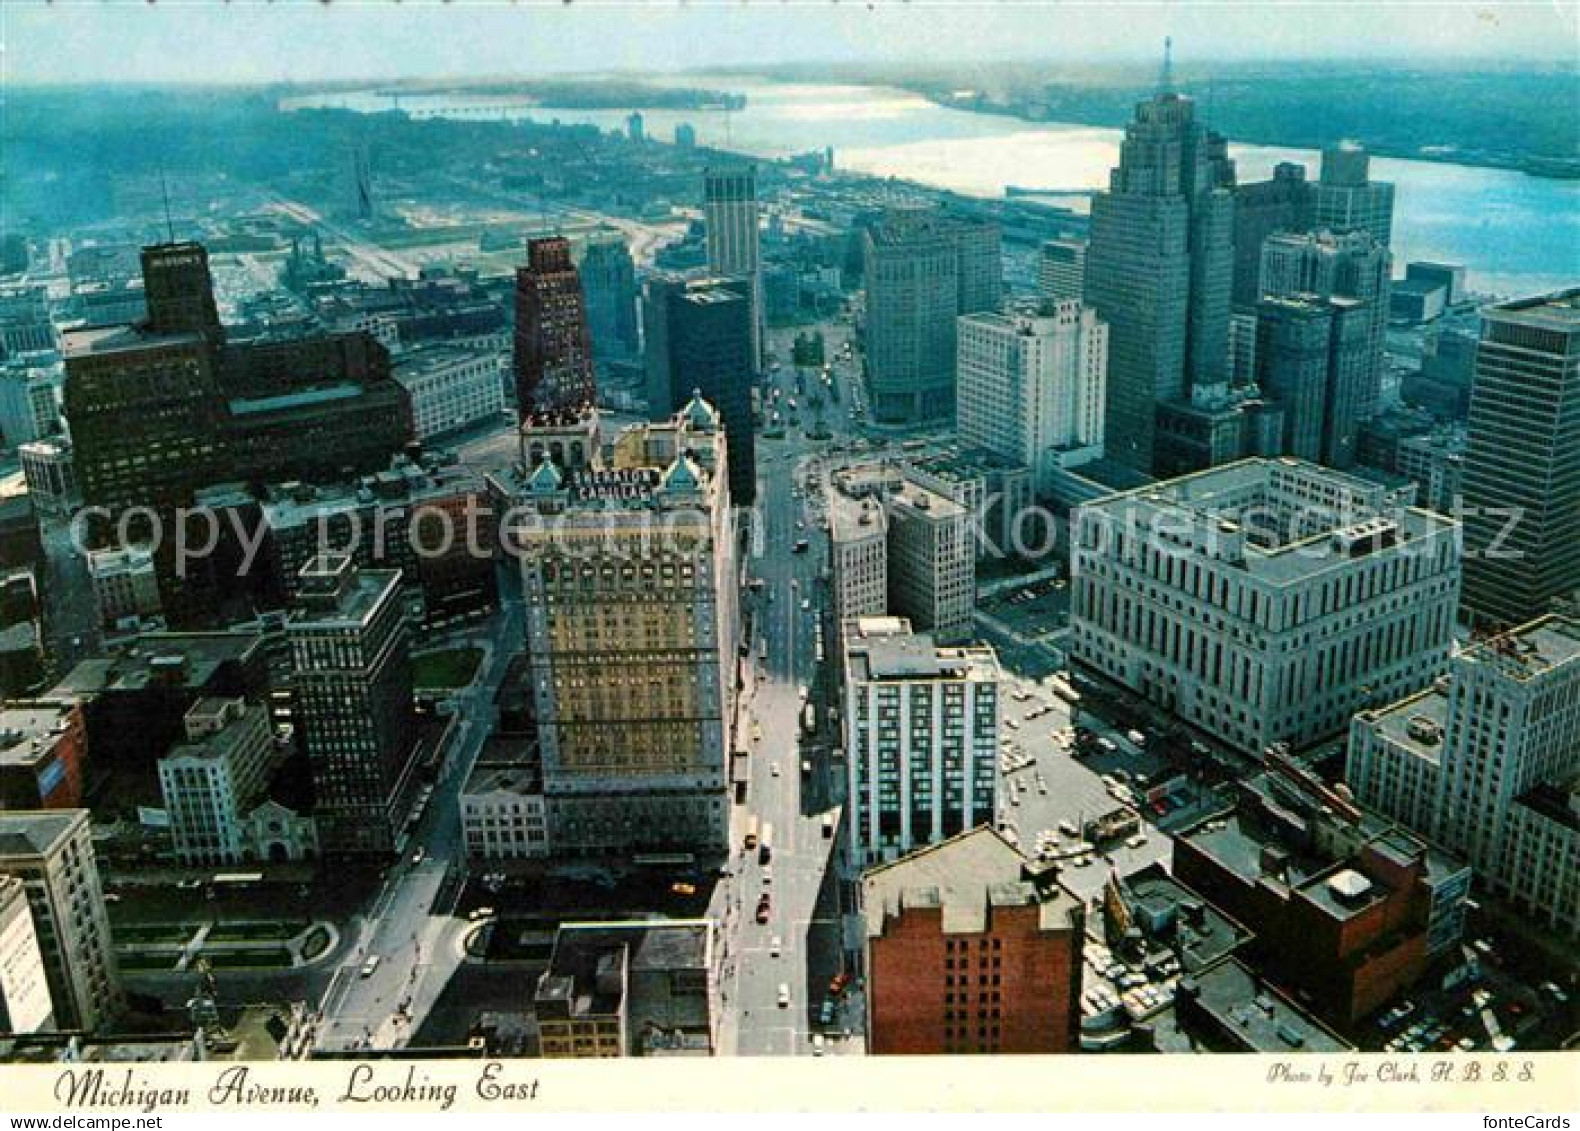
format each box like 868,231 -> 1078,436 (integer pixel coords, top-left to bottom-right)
160,168 -> 175,243
1158,36 -> 1175,96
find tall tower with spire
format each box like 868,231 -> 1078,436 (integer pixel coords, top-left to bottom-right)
1081,39 -> 1236,472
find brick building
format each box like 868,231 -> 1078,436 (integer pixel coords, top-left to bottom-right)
863,825 -> 1083,1054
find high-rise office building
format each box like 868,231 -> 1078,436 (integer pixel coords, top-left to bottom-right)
63,242 -> 411,519
1460,290 -> 1580,627
641,273 -> 756,506
1259,228 -> 1391,422
513,236 -> 597,413
703,164 -> 763,370
1036,238 -> 1088,305
1083,90 -> 1235,472
0,874 -> 53,1034
885,477 -> 975,644
863,210 -> 961,425
1254,293 -> 1372,467
0,809 -> 123,1032
1070,459 -> 1462,756
956,304 -> 1108,495
1347,616 -> 1580,939
842,617 -> 1000,865
288,554 -> 418,857
510,398 -> 736,855
578,237 -> 641,361
1230,162 -> 1313,307
829,489 -> 889,647
863,826 -> 1084,1054
952,218 -> 1004,317
1314,142 -> 1396,249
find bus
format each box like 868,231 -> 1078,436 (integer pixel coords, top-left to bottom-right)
759,823 -> 774,865
211,872 -> 265,888
802,703 -> 817,735
744,816 -> 760,852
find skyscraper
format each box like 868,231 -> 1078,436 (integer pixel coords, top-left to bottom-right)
512,236 -> 597,413
1254,293 -> 1371,467
140,242 -> 222,339
1036,238 -> 1088,305
956,304 -> 1108,494
1460,290 -> 1580,627
288,554 -> 419,857
642,273 -> 756,506
1083,88 -> 1235,472
0,809 -> 123,1032
1314,142 -> 1396,248
578,237 -> 640,361
1259,228 -> 1392,421
1230,162 -> 1313,306
703,164 -> 763,370
1347,616 -> 1580,940
510,398 -> 736,856
863,210 -> 962,426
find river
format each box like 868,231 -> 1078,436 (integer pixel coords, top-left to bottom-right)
287,75 -> 1578,298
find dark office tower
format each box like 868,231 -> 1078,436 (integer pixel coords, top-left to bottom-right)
140,242 -> 221,339
1083,87 -> 1235,472
0,234 -> 29,277
863,209 -> 960,425
1255,294 -> 1370,467
642,274 -> 756,506
288,554 -> 418,857
1230,162 -> 1313,306
1461,290 -> 1580,628
578,237 -> 640,361
1260,229 -> 1392,420
703,164 -> 763,370
1315,142 -> 1395,248
953,217 -> 1003,315
513,236 -> 597,413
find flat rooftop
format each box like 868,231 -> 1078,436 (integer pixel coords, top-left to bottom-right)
1485,287 -> 1580,333
50,631 -> 262,696
1460,616 -> 1580,684
1122,864 -> 1249,973
1181,957 -> 1352,1053
827,489 -> 886,545
844,618 -> 999,684
0,702 -> 75,768
0,809 -> 84,860
864,825 -> 1081,937
61,322 -> 203,359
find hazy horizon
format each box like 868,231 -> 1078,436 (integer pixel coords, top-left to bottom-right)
7,3 -> 1578,87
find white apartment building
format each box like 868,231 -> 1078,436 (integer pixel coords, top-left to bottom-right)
843,617 -> 1001,865
957,304 -> 1108,495
1347,616 -> 1580,939
885,478 -> 974,644
1037,238 -> 1087,305
158,698 -> 300,866
0,809 -> 123,1032
85,545 -> 163,632
1069,459 -> 1461,757
394,343 -> 507,441
0,874 -> 52,1033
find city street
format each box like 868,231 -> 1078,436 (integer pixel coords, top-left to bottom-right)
311,594 -> 524,1052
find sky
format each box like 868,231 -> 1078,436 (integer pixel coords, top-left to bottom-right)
5,2 -> 1578,86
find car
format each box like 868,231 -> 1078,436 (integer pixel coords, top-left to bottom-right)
830,971 -> 851,996
411,848 -> 426,865
360,956 -> 381,978
761,867 -> 773,885
468,906 -> 496,921
1059,820 -> 1079,837
176,878 -> 204,891
755,902 -> 771,925
103,892 -> 123,903
770,935 -> 782,957
801,599 -> 811,612
1125,833 -> 1147,850
770,762 -> 781,777
812,1034 -> 826,1056
777,984 -> 791,1008
670,882 -> 697,896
